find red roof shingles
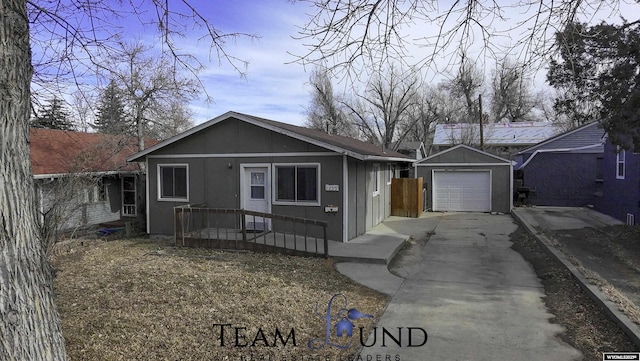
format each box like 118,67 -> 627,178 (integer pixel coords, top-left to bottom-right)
29,128 -> 153,176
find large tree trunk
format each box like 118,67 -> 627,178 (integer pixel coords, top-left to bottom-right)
0,1 -> 68,360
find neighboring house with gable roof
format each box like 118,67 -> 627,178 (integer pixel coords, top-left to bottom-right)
432,122 -> 562,159
514,122 -> 605,207
594,135 -> 640,225
30,128 -> 152,232
127,111 -> 413,242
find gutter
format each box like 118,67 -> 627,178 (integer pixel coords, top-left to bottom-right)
518,143 -> 603,170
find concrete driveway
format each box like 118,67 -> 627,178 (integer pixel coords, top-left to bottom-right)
359,212 -> 582,360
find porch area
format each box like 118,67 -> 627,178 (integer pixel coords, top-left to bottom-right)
174,205 -> 329,258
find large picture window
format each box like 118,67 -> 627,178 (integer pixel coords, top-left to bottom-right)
158,164 -> 188,201
274,164 -> 320,205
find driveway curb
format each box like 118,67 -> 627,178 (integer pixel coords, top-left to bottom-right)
512,209 -> 640,349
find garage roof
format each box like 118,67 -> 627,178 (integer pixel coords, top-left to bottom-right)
416,144 -> 513,165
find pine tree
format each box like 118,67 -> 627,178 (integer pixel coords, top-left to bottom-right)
94,80 -> 131,135
30,97 -> 75,130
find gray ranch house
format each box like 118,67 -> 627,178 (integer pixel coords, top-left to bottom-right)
127,111 -> 413,242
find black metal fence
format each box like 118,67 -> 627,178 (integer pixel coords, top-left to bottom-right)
174,205 -> 329,258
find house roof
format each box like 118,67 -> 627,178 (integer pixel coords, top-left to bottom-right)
433,122 -> 562,147
516,122 -> 605,155
416,144 -> 513,165
127,111 -> 412,162
30,128 -> 152,178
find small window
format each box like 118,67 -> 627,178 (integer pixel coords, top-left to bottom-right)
373,164 -> 380,196
616,147 -> 625,179
274,164 -> 319,205
158,164 -> 188,201
387,164 -> 394,185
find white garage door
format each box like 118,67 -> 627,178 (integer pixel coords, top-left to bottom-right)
433,171 -> 491,212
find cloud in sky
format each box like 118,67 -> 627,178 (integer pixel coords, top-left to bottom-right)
30,0 -> 640,128
176,0 -> 315,126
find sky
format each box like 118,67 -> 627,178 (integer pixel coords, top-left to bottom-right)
178,1 -> 316,125
30,0 -> 640,128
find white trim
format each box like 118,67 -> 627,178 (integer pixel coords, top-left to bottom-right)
364,155 -> 414,162
432,169 -> 492,212
240,164 -> 272,215
627,213 -> 635,226
272,163 -> 321,206
417,162 -> 512,167
386,164 -> 394,185
372,163 -> 380,197
343,155 -> 349,243
157,163 -> 190,202
121,175 -> 137,216
145,162 -> 150,234
415,144 -> 512,164
517,122 -> 600,155
509,163 -> 514,211
616,147 -> 626,179
33,170 -> 126,179
147,152 -> 338,159
517,142 -> 603,170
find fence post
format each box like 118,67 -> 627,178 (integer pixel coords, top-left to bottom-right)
240,209 -> 247,242
174,207 -> 180,246
323,224 -> 329,259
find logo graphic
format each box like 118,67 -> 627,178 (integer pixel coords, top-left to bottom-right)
308,294 -> 374,350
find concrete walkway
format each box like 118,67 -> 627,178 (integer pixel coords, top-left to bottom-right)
340,212 -> 581,361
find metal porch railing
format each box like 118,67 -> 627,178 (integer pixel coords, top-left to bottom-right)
174,205 -> 329,258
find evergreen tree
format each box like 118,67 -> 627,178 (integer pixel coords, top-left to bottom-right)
94,80 -> 131,135
31,97 -> 75,130
548,20 -> 640,145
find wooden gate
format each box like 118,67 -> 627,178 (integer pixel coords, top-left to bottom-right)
391,177 -> 423,218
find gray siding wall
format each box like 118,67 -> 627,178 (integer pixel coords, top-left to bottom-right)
146,118 -> 349,241
347,158 -> 367,240
524,153 -> 599,207
416,165 -> 512,213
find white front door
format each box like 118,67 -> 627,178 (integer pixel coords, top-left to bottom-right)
241,166 -> 271,231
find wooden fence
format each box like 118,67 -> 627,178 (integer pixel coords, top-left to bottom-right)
390,177 -> 423,218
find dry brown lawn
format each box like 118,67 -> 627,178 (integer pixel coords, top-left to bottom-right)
52,239 -> 388,361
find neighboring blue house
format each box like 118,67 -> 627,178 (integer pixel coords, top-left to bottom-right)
594,136 -> 640,225
515,122 -> 605,207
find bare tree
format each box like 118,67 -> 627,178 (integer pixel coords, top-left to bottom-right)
447,55 -> 485,121
2,1 -> 254,359
294,0 -> 625,77
102,41 -> 199,150
305,67 -> 356,137
343,65 -> 422,149
147,100 -> 195,140
490,58 -> 539,122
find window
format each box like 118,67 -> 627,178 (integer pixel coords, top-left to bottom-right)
158,164 -> 188,201
387,164 -> 394,185
616,147 -> 625,179
373,164 -> 380,196
274,164 -> 319,205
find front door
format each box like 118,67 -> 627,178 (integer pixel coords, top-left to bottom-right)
242,166 -> 271,231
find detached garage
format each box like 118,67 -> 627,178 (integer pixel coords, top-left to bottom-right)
415,145 -> 513,213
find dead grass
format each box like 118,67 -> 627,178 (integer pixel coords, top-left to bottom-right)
52,239 -> 388,361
